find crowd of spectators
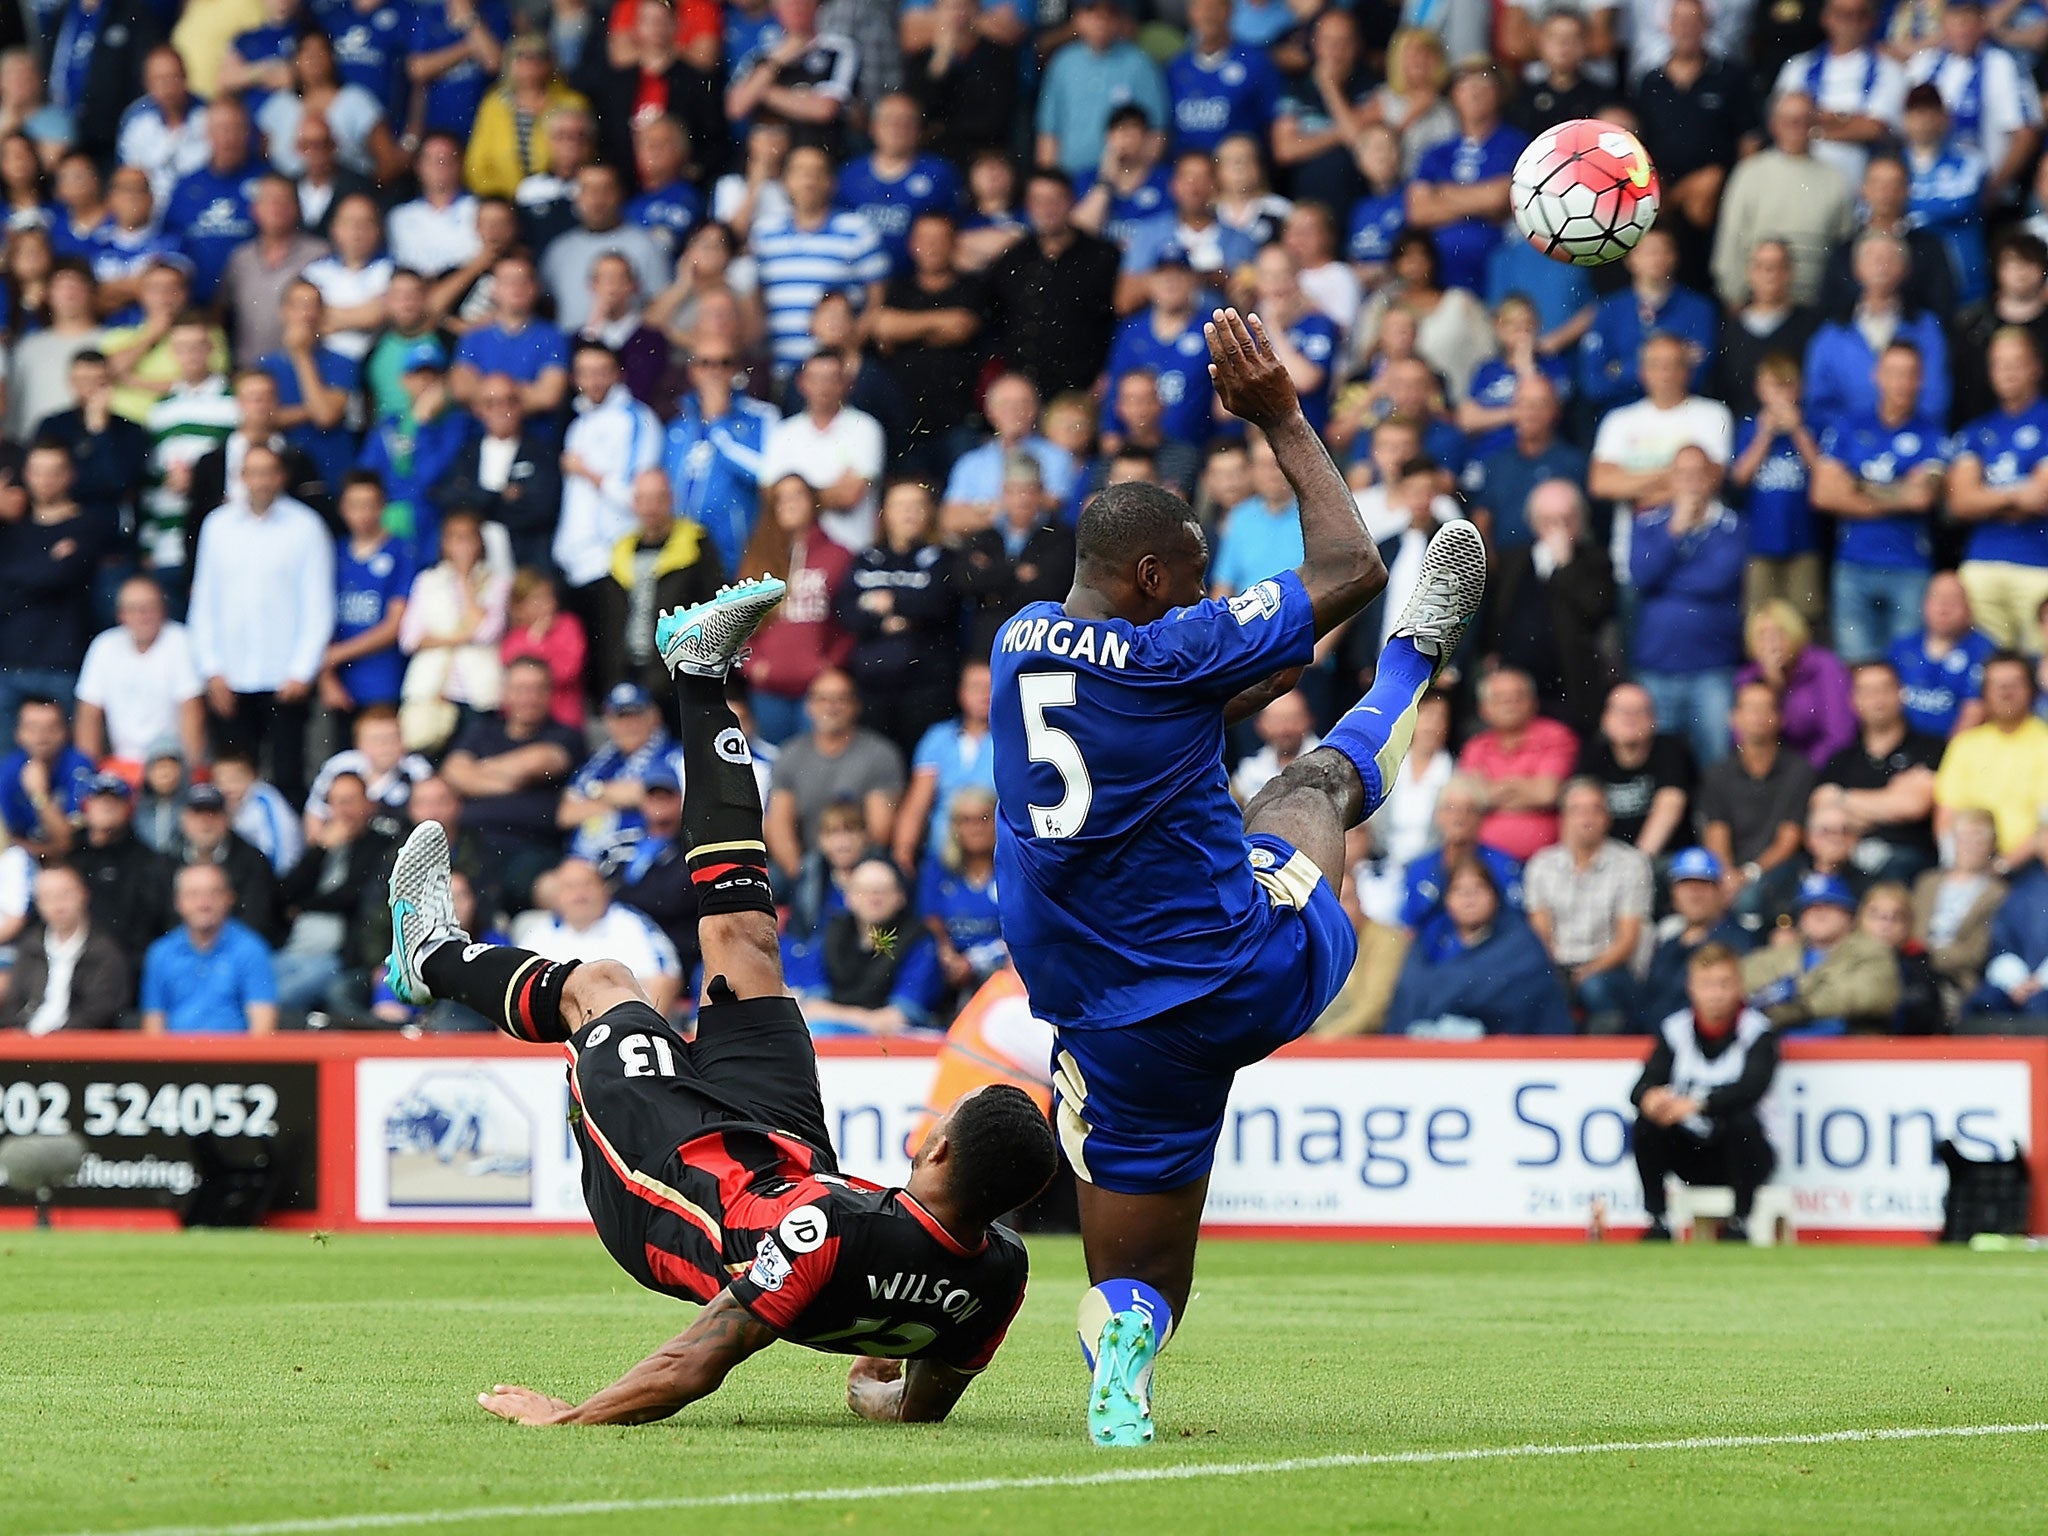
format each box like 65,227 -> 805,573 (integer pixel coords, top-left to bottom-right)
2,0 -> 2048,1047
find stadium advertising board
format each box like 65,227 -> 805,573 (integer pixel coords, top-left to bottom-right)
0,1057 -> 319,1210
1199,1054 -> 2039,1236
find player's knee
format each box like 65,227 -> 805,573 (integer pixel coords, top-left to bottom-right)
566,959 -> 644,1009
1248,750 -> 1357,817
700,913 -> 784,1001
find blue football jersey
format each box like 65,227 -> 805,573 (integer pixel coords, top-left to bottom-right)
1106,312 -> 1215,444
836,155 -> 959,271
1817,413 -> 1946,569
989,570 -> 1316,1030
1888,629 -> 1997,737
1731,417 -> 1818,559
1949,403 -> 2048,567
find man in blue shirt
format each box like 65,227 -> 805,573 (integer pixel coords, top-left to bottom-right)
666,351 -> 779,576
1580,227 -> 1719,413
1812,340 -> 1948,662
1034,0 -> 1170,175
1888,572 -> 1999,736
262,280 -> 364,499
140,862 -> 279,1034
450,254 -> 572,420
0,698 -> 95,857
625,115 -> 706,256
1464,380 -> 1588,550
1630,445 -> 1750,767
1071,106 -> 1173,250
1165,0 -> 1279,153
1405,61 -> 1528,294
835,93 -> 959,274
409,0 -> 510,138
1103,250 -> 1213,445
1946,327 -> 2048,651
161,98 -> 264,305
989,309 -> 1484,1445
1209,430 -> 1301,596
327,471 -> 415,712
1803,232 -> 1951,426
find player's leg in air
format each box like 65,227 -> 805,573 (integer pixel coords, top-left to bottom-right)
385,575 -> 794,1046
1071,314 -> 1487,1447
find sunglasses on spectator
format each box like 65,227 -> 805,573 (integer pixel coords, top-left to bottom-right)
691,355 -> 737,368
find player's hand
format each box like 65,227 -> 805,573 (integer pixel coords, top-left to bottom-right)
847,1356 -> 905,1422
1206,308 -> 1299,430
477,1384 -> 574,1425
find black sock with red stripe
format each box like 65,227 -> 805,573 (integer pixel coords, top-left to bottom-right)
420,942 -> 579,1044
672,670 -> 776,919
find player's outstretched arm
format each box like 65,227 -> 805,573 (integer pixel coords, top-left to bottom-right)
846,1355 -> 978,1424
1206,307 -> 1385,637
478,1290 -> 778,1426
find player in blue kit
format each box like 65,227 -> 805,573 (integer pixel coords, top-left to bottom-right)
989,310 -> 1486,1446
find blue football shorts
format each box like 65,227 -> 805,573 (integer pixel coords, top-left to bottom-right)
1049,833 -> 1357,1195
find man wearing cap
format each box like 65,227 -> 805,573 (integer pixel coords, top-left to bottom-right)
1404,61 -> 1529,296
611,760 -> 698,972
1740,872 -> 1901,1034
69,771 -> 178,963
1631,943 -> 1779,1242
186,444 -> 337,809
357,340 -> 474,561
140,861 -> 278,1036
177,780 -> 286,946
557,680 -> 683,872
1034,0 -> 1168,178
1635,848 -> 1756,1030
598,469 -> 726,708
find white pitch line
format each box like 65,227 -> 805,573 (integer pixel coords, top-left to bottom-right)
40,1421 -> 2048,1536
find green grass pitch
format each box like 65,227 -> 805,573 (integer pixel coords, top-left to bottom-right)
8,1232 -> 2048,1535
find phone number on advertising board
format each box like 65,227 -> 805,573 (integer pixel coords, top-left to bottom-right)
0,1080 -> 283,1139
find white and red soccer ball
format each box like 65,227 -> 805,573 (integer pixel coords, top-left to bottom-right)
1510,119 -> 1661,267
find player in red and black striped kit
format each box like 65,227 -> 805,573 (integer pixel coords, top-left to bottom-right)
384,576 -> 1058,1427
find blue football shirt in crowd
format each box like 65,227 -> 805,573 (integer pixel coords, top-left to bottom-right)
1346,188 -> 1406,267
332,535 -> 416,707
627,181 -> 706,252
1463,356 -> 1574,458
454,320 -> 570,384
319,0 -> 410,119
836,155 -> 960,271
989,569 -> 1316,1030
163,164 -> 261,302
1071,164 -> 1173,248
262,345 -> 364,498
1818,414 -> 1948,569
1164,44 -> 1280,152
1285,310 -> 1340,435
1106,311 -> 1215,444
1412,126 -> 1529,293
230,21 -> 302,114
1889,629 -> 1998,736
1949,402 -> 2048,567
1732,417 -> 1819,559
917,857 -> 1006,974
410,0 -> 508,135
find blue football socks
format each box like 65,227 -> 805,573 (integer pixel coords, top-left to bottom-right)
1319,635 -> 1440,820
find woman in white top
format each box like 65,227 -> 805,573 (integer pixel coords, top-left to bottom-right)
1347,230 -> 1496,404
257,32 -> 408,183
398,512 -> 512,753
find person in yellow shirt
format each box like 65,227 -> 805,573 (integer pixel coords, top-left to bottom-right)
463,37 -> 591,199
172,0 -> 267,98
1935,652 -> 2048,869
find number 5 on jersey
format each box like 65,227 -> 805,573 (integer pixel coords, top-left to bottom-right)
1018,672 -> 1093,840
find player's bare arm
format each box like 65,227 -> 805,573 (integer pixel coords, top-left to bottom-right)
479,1289 -> 779,1426
1205,307 -> 1385,637
845,1354 -> 979,1423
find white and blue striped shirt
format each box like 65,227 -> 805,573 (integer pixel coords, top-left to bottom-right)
749,210 -> 889,374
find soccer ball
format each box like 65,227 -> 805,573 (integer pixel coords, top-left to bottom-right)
1510,119 -> 1660,267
